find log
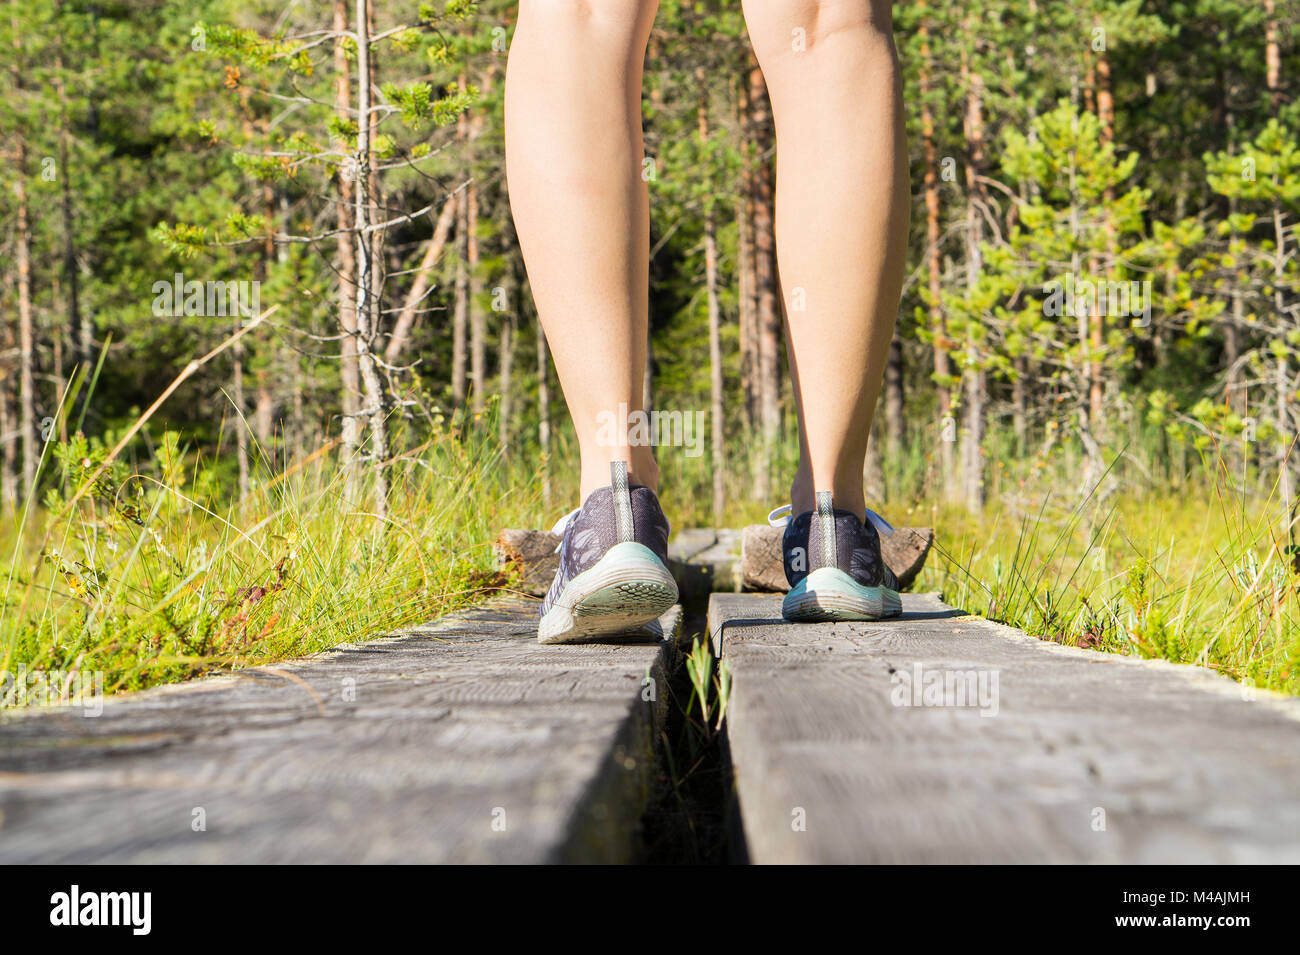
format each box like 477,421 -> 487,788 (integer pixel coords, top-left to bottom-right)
495,524 -> 930,598
740,524 -> 934,593
493,528 -> 560,596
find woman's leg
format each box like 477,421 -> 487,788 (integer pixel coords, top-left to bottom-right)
741,0 -> 910,518
505,0 -> 660,501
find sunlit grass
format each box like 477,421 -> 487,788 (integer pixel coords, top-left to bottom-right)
923,479 -> 1300,694
658,433 -> 1300,696
6,398 -> 1299,705
1,411 -> 540,707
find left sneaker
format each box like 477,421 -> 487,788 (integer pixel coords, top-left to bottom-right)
771,492 -> 902,622
537,461 -> 678,645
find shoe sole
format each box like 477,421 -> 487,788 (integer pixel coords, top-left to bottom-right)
782,567 -> 902,622
538,542 -> 679,645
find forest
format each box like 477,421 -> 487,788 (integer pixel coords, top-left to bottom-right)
3,0 -> 1300,698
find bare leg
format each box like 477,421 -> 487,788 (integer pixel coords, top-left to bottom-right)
742,0 -> 910,518
505,0 -> 660,500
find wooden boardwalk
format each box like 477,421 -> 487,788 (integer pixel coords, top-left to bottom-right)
0,598 -> 681,864
7,543 -> 1300,866
711,592 -> 1300,864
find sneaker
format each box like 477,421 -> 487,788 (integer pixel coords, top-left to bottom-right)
769,492 -> 902,621
537,461 -> 679,644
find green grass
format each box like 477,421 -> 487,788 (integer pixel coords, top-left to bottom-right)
660,434 -> 1300,696
5,401 -> 1299,708
1,417 -> 540,707
923,481 -> 1300,695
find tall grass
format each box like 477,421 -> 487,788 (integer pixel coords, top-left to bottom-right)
660,428 -> 1300,696
1,408 -> 541,706
6,389 -> 1298,705
926,480 -> 1300,695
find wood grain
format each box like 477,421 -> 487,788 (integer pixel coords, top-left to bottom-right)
0,598 -> 683,863
711,592 -> 1300,864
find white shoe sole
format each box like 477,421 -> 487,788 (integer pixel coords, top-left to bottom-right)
782,567 -> 902,622
538,542 -> 679,645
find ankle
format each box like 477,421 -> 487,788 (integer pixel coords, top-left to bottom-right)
789,469 -> 865,520
579,448 -> 659,502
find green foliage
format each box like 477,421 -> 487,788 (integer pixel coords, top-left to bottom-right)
2,420 -> 536,703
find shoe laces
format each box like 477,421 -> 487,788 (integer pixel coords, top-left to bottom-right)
549,506 -> 581,541
766,502 -> 894,536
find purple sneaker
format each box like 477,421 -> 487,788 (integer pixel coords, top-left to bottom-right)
538,461 -> 678,644
769,492 -> 901,621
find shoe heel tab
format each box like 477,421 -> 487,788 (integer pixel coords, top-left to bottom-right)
815,490 -> 836,571
611,460 -> 634,544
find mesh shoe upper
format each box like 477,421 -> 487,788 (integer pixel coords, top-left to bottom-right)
782,507 -> 899,591
539,483 -> 670,616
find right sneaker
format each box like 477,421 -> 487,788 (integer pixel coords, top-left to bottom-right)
537,461 -> 679,645
772,491 -> 902,622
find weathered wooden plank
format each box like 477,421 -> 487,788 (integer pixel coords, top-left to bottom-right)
667,528 -> 718,564
0,598 -> 682,864
711,592 -> 1300,864
670,528 -> 740,604
739,524 -> 934,592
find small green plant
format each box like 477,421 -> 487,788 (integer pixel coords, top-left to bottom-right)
684,638 -> 714,727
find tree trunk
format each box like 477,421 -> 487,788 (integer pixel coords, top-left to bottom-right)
962,368 -> 986,512
919,9 -> 954,499
706,213 -> 725,522
469,179 -> 485,417
15,137 -> 37,500
1092,44 -> 1114,434
1226,193 -> 1245,432
1266,0 -> 1281,116
643,334 -> 655,415
1274,203 -> 1294,537
960,45 -> 986,512
499,313 -> 514,453
0,353 -> 15,511
863,415 -> 886,503
384,195 -> 456,365
537,319 -> 551,507
736,69 -> 758,436
353,0 -> 391,515
452,161 -> 469,406
365,0 -> 385,402
232,334 -> 250,498
698,69 -> 725,523
737,193 -> 758,435
749,59 -> 779,501
883,331 -> 904,497
0,262 -> 17,510
334,0 -> 363,498
251,181 -> 277,456
54,46 -> 89,382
